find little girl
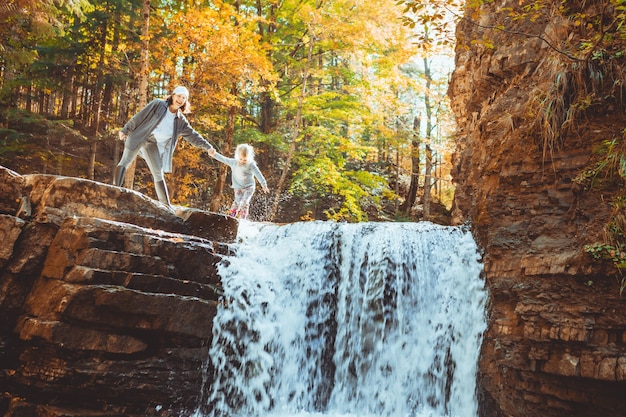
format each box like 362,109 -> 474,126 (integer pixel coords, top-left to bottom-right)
208,144 -> 269,219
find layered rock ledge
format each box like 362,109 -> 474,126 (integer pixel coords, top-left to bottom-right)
0,165 -> 238,416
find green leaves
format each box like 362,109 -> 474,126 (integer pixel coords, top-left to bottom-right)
289,155 -> 395,222
581,134 -> 626,295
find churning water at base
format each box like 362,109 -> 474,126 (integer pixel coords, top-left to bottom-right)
195,221 -> 487,417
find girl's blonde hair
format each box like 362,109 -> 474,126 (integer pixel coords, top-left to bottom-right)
235,144 -> 255,162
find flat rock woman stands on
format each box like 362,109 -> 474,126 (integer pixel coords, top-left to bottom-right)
114,86 -> 214,207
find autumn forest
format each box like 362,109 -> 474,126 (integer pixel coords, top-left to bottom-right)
0,0 -> 458,223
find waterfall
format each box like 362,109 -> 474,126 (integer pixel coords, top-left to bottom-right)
196,221 -> 487,417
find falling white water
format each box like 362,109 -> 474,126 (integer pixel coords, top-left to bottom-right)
196,221 -> 487,417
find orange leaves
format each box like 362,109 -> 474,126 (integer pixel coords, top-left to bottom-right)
153,1 -> 277,112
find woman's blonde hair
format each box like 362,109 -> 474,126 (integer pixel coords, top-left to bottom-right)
235,144 -> 255,162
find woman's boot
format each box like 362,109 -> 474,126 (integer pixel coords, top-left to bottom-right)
114,165 -> 126,187
154,180 -> 172,207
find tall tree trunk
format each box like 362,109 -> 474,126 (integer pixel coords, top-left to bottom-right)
79,74 -> 90,125
92,14 -> 108,134
26,84 -> 33,113
117,81 -> 130,126
123,0 -> 150,188
88,141 -> 97,180
43,134 -> 49,174
423,144 -> 433,219
102,1 -> 120,130
395,142 -> 400,212
60,65 -> 74,119
422,56 -> 433,220
70,77 -> 79,118
268,28 -> 315,221
138,0 -> 150,109
58,136 -> 65,175
257,0 -> 276,135
38,89 -> 44,115
90,1 -> 109,180
400,115 -> 421,215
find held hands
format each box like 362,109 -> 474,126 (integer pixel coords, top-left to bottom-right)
208,148 -> 216,157
118,131 -> 127,141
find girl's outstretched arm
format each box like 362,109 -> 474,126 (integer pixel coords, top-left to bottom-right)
251,162 -> 269,192
208,149 -> 236,167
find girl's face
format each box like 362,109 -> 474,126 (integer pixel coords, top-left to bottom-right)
237,154 -> 248,165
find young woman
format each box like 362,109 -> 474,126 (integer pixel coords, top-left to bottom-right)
208,144 -> 269,219
114,86 -> 214,207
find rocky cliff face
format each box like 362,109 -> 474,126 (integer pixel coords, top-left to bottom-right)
449,0 -> 626,416
0,165 -> 238,416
